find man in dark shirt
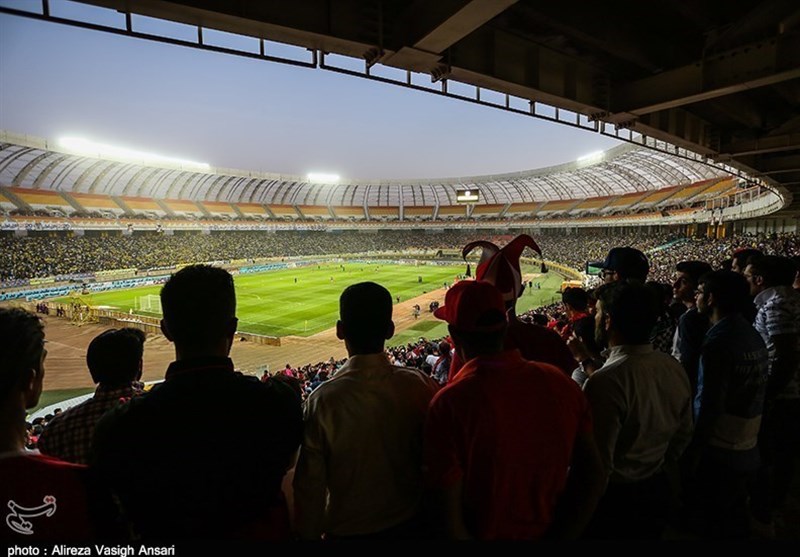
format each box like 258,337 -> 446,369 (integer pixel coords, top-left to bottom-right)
688,270 -> 768,538
671,260 -> 713,396
92,265 -> 303,539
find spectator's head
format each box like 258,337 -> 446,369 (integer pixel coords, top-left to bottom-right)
732,248 -> 763,274
673,260 -> 714,305
696,270 -> 750,319
434,280 -> 507,361
337,282 -> 394,355
530,313 -> 549,327
720,258 -> 734,272
87,328 -> 145,387
562,287 -> 589,316
462,234 -> 542,308
594,280 -> 658,348
0,308 -> 45,413
792,255 -> 800,291
437,340 -> 451,357
270,374 -> 303,401
160,265 -> 237,358
590,247 -> 649,283
745,255 -> 797,295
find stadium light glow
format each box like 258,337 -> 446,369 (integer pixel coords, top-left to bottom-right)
577,151 -> 604,163
307,172 -> 340,184
58,137 -> 210,171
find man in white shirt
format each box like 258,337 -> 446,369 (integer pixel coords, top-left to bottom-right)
293,282 -> 439,540
583,280 -> 693,539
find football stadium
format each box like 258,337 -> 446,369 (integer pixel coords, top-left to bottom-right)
1,0 -> 799,544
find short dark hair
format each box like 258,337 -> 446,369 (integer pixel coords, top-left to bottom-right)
676,260 -> 714,287
747,255 -> 796,287
0,308 -> 44,398
530,313 -> 549,326
339,282 -> 392,352
160,265 -> 236,348
698,270 -> 750,314
562,287 -> 589,312
87,328 -> 145,386
596,280 -> 658,344
732,248 -> 763,270
646,280 -> 673,308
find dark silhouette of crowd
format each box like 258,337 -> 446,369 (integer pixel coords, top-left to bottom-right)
4,230 -> 800,542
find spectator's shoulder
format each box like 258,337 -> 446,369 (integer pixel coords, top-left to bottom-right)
583,360 -> 623,390
91,387 -> 153,444
536,360 -> 582,390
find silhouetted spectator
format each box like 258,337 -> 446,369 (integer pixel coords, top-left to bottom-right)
0,308 -> 109,540
426,280 -> 604,539
293,282 -> 438,540
92,265 -> 302,539
39,328 -> 145,464
685,270 -> 767,538
450,235 -> 576,382
582,281 -> 692,539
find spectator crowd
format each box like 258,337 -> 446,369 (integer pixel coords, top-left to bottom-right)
3,230 -> 800,542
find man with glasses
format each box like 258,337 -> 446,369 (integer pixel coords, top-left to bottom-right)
590,247 -> 650,284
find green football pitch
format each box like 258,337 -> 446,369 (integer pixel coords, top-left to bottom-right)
55,262 -> 564,338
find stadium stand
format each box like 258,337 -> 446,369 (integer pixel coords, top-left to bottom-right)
119,196 -> 165,217
3,0 -> 798,542
268,204 -> 299,219
161,199 -> 204,217
296,205 -> 333,219
330,206 -> 366,219
470,204 -> 505,218
235,202 -> 269,217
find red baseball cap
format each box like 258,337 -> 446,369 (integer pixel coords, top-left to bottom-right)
433,280 -> 508,332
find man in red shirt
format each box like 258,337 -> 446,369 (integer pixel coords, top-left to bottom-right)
447,234 -> 576,382
425,281 -> 604,539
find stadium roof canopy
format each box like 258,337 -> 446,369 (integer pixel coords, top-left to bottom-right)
0,134 -> 731,205
2,0 -> 797,208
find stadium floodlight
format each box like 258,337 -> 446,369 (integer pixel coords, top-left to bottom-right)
577,151 -> 604,165
58,137 -> 210,171
307,173 -> 340,184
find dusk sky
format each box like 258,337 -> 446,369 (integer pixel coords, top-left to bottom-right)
0,0 -> 622,180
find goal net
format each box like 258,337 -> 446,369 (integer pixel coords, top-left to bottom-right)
137,294 -> 162,314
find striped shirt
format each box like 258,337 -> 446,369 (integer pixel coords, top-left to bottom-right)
37,384 -> 141,464
753,285 -> 800,399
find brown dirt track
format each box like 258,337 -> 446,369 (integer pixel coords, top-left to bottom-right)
39,287 -> 450,391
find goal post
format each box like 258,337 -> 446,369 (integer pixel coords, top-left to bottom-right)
136,294 -> 162,314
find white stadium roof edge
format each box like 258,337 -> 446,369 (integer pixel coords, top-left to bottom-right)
0,129 -> 774,208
